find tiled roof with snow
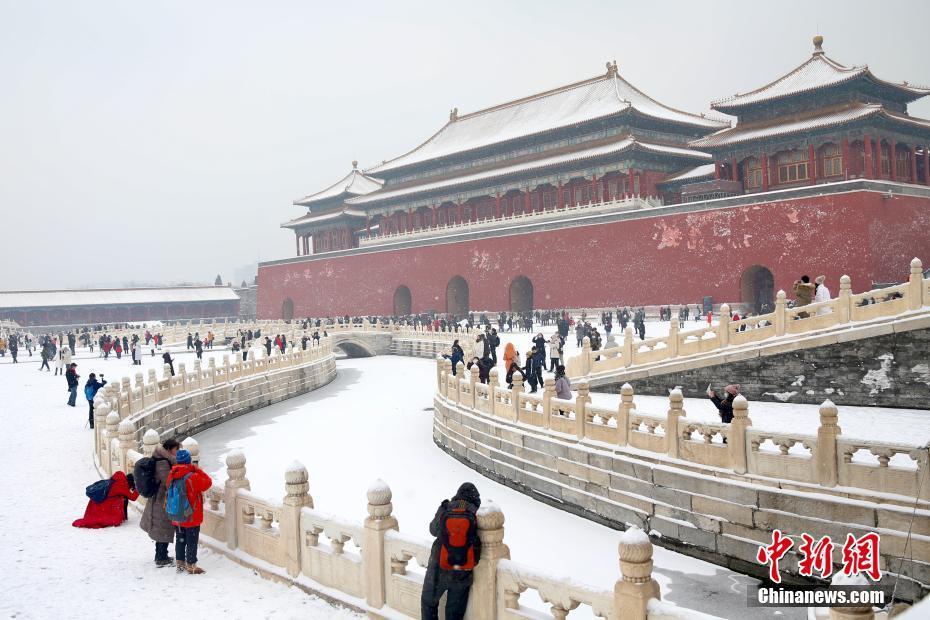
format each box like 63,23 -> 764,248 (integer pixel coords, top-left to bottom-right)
294,167 -> 384,206
0,287 -> 240,310
712,38 -> 930,113
349,136 -> 710,206
365,64 -> 726,175
691,104 -> 930,149
282,206 -> 366,229
659,163 -> 716,185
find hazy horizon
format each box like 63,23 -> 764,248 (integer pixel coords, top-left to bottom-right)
3,0 -> 928,290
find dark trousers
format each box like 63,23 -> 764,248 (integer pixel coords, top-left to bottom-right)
67,386 -> 77,406
421,573 -> 471,620
88,400 -> 95,427
40,359 -> 50,370
175,526 -> 200,564
155,541 -> 170,561
550,357 -> 559,371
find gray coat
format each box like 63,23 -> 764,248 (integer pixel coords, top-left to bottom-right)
139,444 -> 176,543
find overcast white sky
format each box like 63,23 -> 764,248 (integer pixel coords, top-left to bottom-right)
2,0 -> 928,290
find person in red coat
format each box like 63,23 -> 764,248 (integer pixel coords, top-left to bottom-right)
165,449 -> 213,574
72,471 -> 139,528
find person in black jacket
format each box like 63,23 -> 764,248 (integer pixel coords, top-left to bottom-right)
488,329 -> 499,365
708,384 -> 739,444
65,363 -> 80,407
421,482 -> 482,620
162,351 -> 175,376
532,333 -> 547,370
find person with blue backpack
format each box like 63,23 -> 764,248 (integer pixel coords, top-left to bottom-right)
164,449 -> 212,574
84,373 -> 106,429
420,482 -> 482,620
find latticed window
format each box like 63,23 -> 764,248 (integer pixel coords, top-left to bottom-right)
542,191 -> 555,209
744,158 -> 763,189
777,150 -> 809,183
608,180 -> 619,198
880,145 -> 891,177
821,144 -> 844,177
896,149 -> 910,179
531,193 -> 541,211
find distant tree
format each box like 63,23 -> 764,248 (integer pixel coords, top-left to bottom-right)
215,274 -> 223,286
241,280 -> 247,288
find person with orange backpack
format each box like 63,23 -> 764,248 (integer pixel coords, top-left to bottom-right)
421,482 -> 482,620
164,449 -> 212,574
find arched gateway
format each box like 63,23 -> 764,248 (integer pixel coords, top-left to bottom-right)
281,298 -> 294,321
393,285 -> 412,316
740,265 -> 775,314
509,276 -> 534,313
445,276 -> 469,317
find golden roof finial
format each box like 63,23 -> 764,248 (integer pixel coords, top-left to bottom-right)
813,35 -> 824,54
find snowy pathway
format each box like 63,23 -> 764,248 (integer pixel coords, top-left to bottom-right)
195,355 -> 804,619
0,345 -> 358,620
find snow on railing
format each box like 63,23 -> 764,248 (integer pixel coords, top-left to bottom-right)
567,258 -> 929,380
357,195 -> 662,248
435,360 -> 930,502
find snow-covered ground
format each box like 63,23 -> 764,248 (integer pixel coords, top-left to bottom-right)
0,344 -> 359,620
195,354 -> 803,620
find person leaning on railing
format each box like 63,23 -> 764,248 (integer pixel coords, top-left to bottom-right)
707,384 -> 739,443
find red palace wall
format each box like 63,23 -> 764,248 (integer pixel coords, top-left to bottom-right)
257,191 -> 930,318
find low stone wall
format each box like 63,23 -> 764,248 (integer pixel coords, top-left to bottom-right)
432,363 -> 930,602
596,317 -> 930,408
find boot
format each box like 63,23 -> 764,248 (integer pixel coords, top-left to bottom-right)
186,563 -> 205,575
155,557 -> 174,568
176,560 -> 187,573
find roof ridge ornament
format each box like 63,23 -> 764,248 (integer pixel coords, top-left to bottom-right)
813,34 -> 824,55
606,60 -> 619,76
449,107 -> 458,122
352,160 -> 358,170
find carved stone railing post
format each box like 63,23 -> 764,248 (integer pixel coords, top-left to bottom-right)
164,364 -> 173,397
104,411 -> 121,476
774,290 -> 787,336
142,428 -> 159,457
511,371 -> 524,422
470,501 -> 510,620
436,357 -> 444,390
469,364 -> 479,409
542,377 -> 555,429
455,362 -> 465,403
667,320 -> 679,358
178,362 -> 187,393
223,354 -> 231,384
182,437 -> 200,465
193,359 -> 203,390
829,573 -> 874,619
718,304 -> 731,349
623,326 -> 634,367
837,275 -> 852,323
443,359 -> 453,398
575,382 -> 590,440
730,395 -> 752,474
94,400 -> 109,455
581,336 -> 592,375
666,389 -> 684,458
117,419 -> 135,472
909,257 -> 924,310
817,400 -> 840,487
224,450 -> 250,550
208,357 -> 217,384
615,527 -> 660,620
282,461 -> 313,578
618,383 -> 633,447
364,479 -> 397,609
121,377 -> 132,416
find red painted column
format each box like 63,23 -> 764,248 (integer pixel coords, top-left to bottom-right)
591,175 -> 598,203
863,135 -> 873,179
628,169 -> 635,196
761,153 -> 769,191
714,161 -> 721,180
911,146 -> 918,184
730,158 -> 739,182
888,141 -> 897,181
808,144 -> 816,185
295,233 -> 300,256
841,138 -> 850,179
495,193 -> 501,218
366,217 -> 371,236
603,176 -> 610,202
431,205 -> 438,227
924,147 -> 930,185
407,208 -> 413,230
456,203 -> 463,223
524,188 -> 531,213
557,181 -> 564,208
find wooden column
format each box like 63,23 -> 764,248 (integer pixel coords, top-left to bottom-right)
456,203 -> 463,223
714,161 -> 721,180
431,205 -> 438,227
524,188 -> 531,213
295,233 -> 300,256
761,153 -> 769,191
303,234 -> 309,255
888,141 -> 897,181
841,138 -> 850,179
495,193 -> 501,218
730,157 -> 739,182
924,146 -> 930,185
911,146 -> 918,184
557,181 -> 564,208
863,134 -> 873,179
603,176 -> 610,202
628,168 -> 635,196
808,143 -> 816,185
591,175 -> 598,203
366,217 -> 371,236
407,208 -> 413,230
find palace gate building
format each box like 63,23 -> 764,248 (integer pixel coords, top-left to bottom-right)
258,38 -> 930,319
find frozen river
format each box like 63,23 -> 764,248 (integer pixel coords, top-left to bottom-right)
196,354 -> 805,619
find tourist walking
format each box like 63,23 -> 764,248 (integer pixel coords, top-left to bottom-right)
554,365 -> 572,400
140,438 -> 180,567
65,363 -> 80,407
548,332 -> 562,371
420,483 -> 481,620
39,343 -> 51,371
165,449 -> 212,574
814,275 -> 832,315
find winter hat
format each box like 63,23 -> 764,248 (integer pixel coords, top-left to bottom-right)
815,275 -> 826,285
724,384 -> 740,396
175,449 -> 192,465
453,482 -> 481,508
